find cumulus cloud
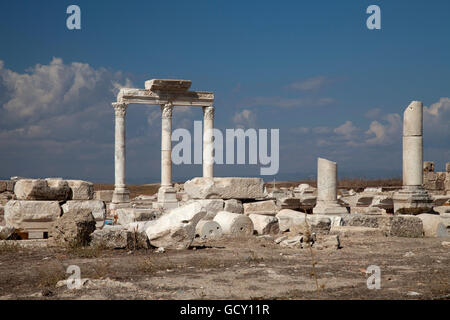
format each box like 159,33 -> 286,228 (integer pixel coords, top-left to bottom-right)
244,96 -> 334,109
365,113 -> 402,145
289,76 -> 328,91
232,109 -> 256,128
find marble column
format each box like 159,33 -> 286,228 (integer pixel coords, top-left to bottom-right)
313,157 -> 347,215
393,101 -> 432,213
156,102 -> 178,209
160,102 -> 173,188
203,106 -> 214,178
112,102 -> 130,204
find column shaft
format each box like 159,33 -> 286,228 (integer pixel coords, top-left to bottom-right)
203,106 -> 214,178
112,103 -> 129,203
161,103 -> 173,187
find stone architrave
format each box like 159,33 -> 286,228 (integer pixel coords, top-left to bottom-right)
393,101 -> 432,214
313,158 -> 348,215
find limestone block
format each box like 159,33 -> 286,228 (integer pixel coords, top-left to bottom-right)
381,215 -> 424,238
184,177 -> 266,199
5,200 -> 61,230
224,199 -> 243,214
195,220 -> 222,240
187,199 -> 224,220
116,208 -> 160,226
94,190 -> 114,202
91,225 -> 149,249
278,197 -> 301,210
329,226 -> 384,237
248,214 -> 279,235
446,163 -> 450,173
67,180 -> 94,200
62,200 -> 106,228
145,202 -> 206,249
6,181 -> 15,192
342,214 -> 387,228
417,214 -> 449,237
51,209 -> 96,246
244,200 -> 279,216
14,179 -> 70,201
213,211 -> 254,236
350,207 -> 386,215
275,209 -> 331,234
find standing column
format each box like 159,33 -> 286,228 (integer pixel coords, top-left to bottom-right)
161,102 -> 173,188
403,101 -> 423,188
203,106 -> 214,178
313,157 -> 347,215
393,101 -> 432,213
112,102 -> 130,204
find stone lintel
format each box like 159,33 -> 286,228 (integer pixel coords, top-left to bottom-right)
144,79 -> 192,92
117,88 -> 214,107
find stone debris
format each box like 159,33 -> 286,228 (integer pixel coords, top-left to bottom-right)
116,208 -> 161,226
0,226 -> 15,240
248,214 -> 279,235
184,177 -> 266,199
66,180 -> 94,200
441,241 -> 450,248
145,202 -> 206,249
195,220 -> 222,240
94,190 -> 114,202
187,199 -> 224,220
4,200 -> 61,230
62,200 -> 106,228
91,225 -> 149,249
223,199 -> 244,214
213,211 -> 254,236
51,209 -> 96,246
416,214 -> 449,238
14,178 -> 71,201
275,209 -> 331,234
244,200 -> 279,216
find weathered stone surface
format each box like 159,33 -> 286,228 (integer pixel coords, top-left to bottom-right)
14,179 -> 70,201
342,214 -> 384,228
184,177 -> 266,199
0,226 -> 15,240
275,209 -> 331,234
446,163 -> 450,173
195,220 -> 222,240
145,202 -> 206,249
5,200 -> 61,229
62,200 -> 106,228
314,235 -> 341,250
187,199 -> 224,220
213,211 -> 254,236
381,215 -> 424,238
223,199 -> 244,214
423,161 -> 435,173
91,225 -> 149,249
350,206 -> 386,215
329,226 -> 384,237
278,197 -> 301,210
248,214 -> 279,235
0,192 -> 15,206
244,200 -> 279,216
51,209 -> 96,246
416,214 -> 449,237
0,181 -> 7,193
94,190 -> 114,202
116,208 -> 161,226
67,180 -> 94,200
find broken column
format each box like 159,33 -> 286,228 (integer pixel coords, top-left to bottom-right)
313,158 -> 347,215
156,102 -> 178,209
111,103 -> 130,206
203,106 -> 214,178
393,101 -> 433,214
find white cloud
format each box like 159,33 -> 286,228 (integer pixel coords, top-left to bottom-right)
289,76 -> 327,91
232,109 -> 256,128
245,96 -> 334,109
365,113 -> 401,145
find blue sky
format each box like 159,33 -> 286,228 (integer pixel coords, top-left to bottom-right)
0,0 -> 449,183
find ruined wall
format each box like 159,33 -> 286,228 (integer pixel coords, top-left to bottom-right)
423,162 -> 450,193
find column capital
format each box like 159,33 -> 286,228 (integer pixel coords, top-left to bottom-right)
161,102 -> 174,119
112,102 -> 128,117
203,106 -> 215,120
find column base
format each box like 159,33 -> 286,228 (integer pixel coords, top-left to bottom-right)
112,188 -> 130,204
313,200 -> 349,215
155,186 -> 179,210
393,186 -> 433,215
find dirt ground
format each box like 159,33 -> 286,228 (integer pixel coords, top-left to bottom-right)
0,234 -> 448,300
